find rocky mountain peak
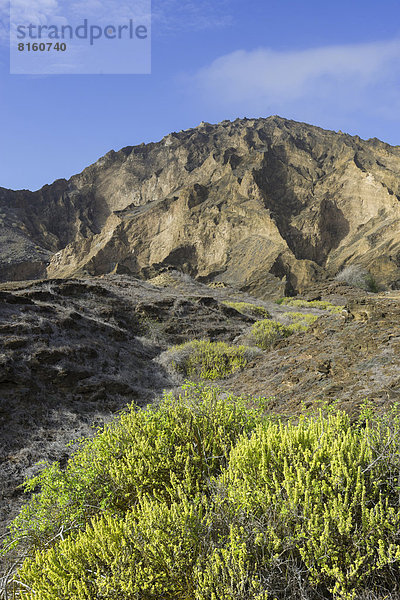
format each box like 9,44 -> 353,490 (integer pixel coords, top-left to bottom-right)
1,116 -> 400,295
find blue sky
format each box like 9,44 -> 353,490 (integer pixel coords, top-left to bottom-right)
1,0 -> 400,191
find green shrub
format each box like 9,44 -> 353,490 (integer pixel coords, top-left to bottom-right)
223,301 -> 271,319
220,411 -> 400,598
250,314 -> 318,352
16,497 -> 270,600
282,311 -> 319,333
250,319 -> 293,349
11,408 -> 400,600
285,311 -> 318,325
17,495 -> 205,600
163,340 -> 260,380
194,524 -> 269,600
3,383 -> 263,560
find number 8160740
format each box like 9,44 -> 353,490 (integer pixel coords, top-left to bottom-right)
18,42 -> 67,51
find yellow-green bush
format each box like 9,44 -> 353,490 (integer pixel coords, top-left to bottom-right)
250,315 -> 317,351
194,524 -> 269,600
277,298 -> 343,313
285,311 -> 318,325
3,383 -> 262,559
16,497 -> 271,600
223,301 -> 271,319
17,495 -> 204,600
221,412 -> 400,598
283,311 -> 319,332
6,395 -> 400,600
250,319 -> 292,349
165,340 -> 259,380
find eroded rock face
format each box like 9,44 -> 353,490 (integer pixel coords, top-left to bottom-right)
2,116 -> 400,293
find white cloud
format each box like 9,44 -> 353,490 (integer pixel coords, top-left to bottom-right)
192,40 -> 400,117
1,0 -> 62,42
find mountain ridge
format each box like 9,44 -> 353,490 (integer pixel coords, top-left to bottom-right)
1,115 -> 400,295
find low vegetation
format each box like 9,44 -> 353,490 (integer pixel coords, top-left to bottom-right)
276,297 -> 344,313
223,301 -> 271,319
285,311 -> 319,327
207,281 -> 226,288
335,265 -> 380,292
4,387 -> 400,599
160,340 -> 260,380
2,385 -> 263,561
250,319 -> 293,349
250,313 -> 318,350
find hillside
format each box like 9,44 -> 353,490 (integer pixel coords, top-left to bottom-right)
1,273 -> 399,559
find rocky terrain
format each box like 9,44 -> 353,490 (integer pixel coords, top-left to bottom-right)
1,270 -> 400,558
0,273 -> 255,535
1,116 -> 400,294
226,289 -> 400,419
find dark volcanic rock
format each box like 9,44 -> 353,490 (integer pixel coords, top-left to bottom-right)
0,273 -> 256,540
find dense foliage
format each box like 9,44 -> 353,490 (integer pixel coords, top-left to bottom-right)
3,384 -> 262,559
251,318 -> 293,349
284,311 -> 318,328
3,387 -> 400,599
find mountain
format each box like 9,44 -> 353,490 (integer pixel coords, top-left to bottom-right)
1,116 -> 400,295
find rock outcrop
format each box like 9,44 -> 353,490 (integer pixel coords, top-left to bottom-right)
1,116 -> 400,294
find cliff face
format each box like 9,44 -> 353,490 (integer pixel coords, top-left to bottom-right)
2,116 -> 400,295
